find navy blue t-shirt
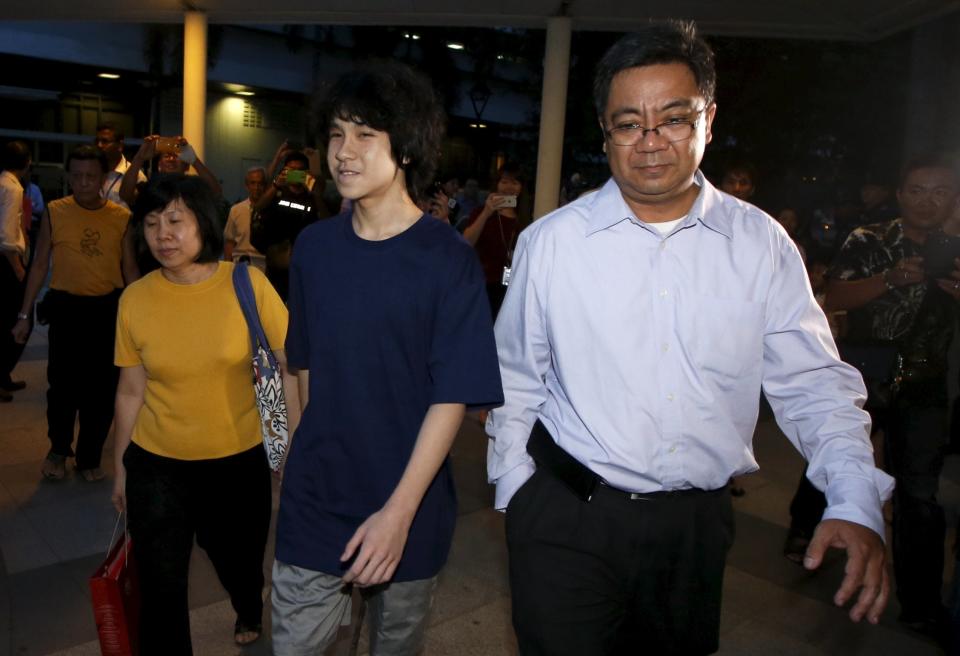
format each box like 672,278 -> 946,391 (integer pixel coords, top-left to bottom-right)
277,212 -> 503,581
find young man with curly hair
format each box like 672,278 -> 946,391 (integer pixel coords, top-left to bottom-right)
271,62 -> 503,655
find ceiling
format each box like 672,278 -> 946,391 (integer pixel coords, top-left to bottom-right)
2,0 -> 958,41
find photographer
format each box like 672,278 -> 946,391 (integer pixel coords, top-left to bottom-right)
250,147 -> 328,300
462,163 -> 528,318
118,135 -> 222,209
824,155 -> 960,636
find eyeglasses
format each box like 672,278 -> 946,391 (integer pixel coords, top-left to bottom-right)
604,110 -> 704,147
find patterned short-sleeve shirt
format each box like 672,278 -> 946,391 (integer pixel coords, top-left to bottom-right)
828,218 -> 955,367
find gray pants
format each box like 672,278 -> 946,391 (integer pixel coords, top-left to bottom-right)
271,559 -> 437,655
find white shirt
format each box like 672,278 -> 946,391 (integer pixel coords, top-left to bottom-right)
0,170 -> 25,256
101,156 -> 145,210
224,198 -> 265,265
487,172 -> 894,537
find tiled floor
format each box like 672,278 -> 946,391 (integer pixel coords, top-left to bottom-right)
0,327 -> 948,655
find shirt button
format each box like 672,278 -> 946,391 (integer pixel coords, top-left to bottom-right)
666,393 -> 674,401
661,343 -> 669,353
659,241 -> 667,251
669,446 -> 677,454
659,289 -> 668,297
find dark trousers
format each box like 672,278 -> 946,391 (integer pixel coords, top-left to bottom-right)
0,256 -> 26,385
788,472 -> 827,538
884,401 -> 948,619
506,469 -> 734,656
46,290 -> 120,469
124,442 -> 272,656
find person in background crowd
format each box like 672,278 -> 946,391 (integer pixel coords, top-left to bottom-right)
250,148 -> 329,300
488,22 -> 893,655
271,61 -> 502,656
719,160 -> 758,202
824,155 -> 960,638
776,207 -> 808,262
12,145 -> 136,480
0,141 -> 30,403
462,163 -> 529,318
95,122 -> 146,209
112,175 -> 297,653
455,177 -> 482,224
118,134 -> 222,209
223,167 -> 268,272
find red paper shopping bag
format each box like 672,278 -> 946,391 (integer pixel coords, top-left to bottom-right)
89,532 -> 140,656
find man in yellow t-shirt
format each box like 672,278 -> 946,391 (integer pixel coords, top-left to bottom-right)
12,145 -> 136,481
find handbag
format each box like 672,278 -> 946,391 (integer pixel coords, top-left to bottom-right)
232,262 -> 290,472
89,514 -> 140,656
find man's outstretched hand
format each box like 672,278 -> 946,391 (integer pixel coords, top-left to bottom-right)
804,518 -> 889,624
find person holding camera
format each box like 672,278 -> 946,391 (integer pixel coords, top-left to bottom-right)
824,155 -> 960,636
462,163 -> 527,318
118,135 -> 222,209
250,148 -> 328,301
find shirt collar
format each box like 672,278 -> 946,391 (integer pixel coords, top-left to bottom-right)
586,171 -> 734,240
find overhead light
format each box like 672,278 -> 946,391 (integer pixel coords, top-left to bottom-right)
411,34 -> 421,40
469,123 -> 478,128
403,32 -> 410,38
98,73 -> 120,79
446,42 -> 465,51
236,90 -> 255,97
496,54 -> 505,61
478,123 -> 487,129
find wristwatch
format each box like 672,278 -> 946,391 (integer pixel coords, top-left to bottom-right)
16,312 -> 28,320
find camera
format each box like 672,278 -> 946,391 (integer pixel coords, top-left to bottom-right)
156,137 -> 181,155
285,170 -> 308,185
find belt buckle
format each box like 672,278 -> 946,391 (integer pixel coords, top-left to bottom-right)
628,492 -> 650,501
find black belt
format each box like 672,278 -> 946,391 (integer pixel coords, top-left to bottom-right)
527,420 -> 716,502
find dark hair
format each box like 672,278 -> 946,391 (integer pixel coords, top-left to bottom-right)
898,154 -> 959,189
95,121 -> 124,142
66,144 -> 109,174
318,60 -> 445,202
282,151 -> 310,169
131,175 -> 223,265
722,161 -> 758,185
593,20 -> 716,119
1,141 -> 31,172
496,162 -> 527,187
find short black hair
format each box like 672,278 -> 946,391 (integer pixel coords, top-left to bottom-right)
131,175 -> 223,265
95,121 -> 124,142
898,154 -> 959,189
283,151 -> 310,169
593,20 -> 716,119
722,161 -> 758,185
1,141 -> 31,172
66,144 -> 109,174
318,60 -> 445,202
496,162 -> 527,187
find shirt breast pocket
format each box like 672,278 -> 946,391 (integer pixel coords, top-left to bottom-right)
687,293 -> 764,379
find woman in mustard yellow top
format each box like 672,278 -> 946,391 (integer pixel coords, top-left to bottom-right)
111,175 -> 299,653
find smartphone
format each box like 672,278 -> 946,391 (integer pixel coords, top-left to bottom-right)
156,137 -> 180,155
923,233 -> 960,279
286,170 -> 307,185
499,195 -> 518,208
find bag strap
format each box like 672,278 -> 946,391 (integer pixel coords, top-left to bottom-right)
231,262 -> 281,375
106,511 -> 130,565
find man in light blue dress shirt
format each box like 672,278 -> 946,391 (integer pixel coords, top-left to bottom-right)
487,20 -> 894,656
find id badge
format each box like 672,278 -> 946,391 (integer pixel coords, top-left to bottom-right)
501,266 -> 512,287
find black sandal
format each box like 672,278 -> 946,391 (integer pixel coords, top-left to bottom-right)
234,619 -> 262,646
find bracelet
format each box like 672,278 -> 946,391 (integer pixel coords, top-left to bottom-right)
882,269 -> 896,291
16,312 -> 28,320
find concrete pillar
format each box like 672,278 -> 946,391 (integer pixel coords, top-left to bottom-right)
183,10 -> 207,161
533,16 -> 572,220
